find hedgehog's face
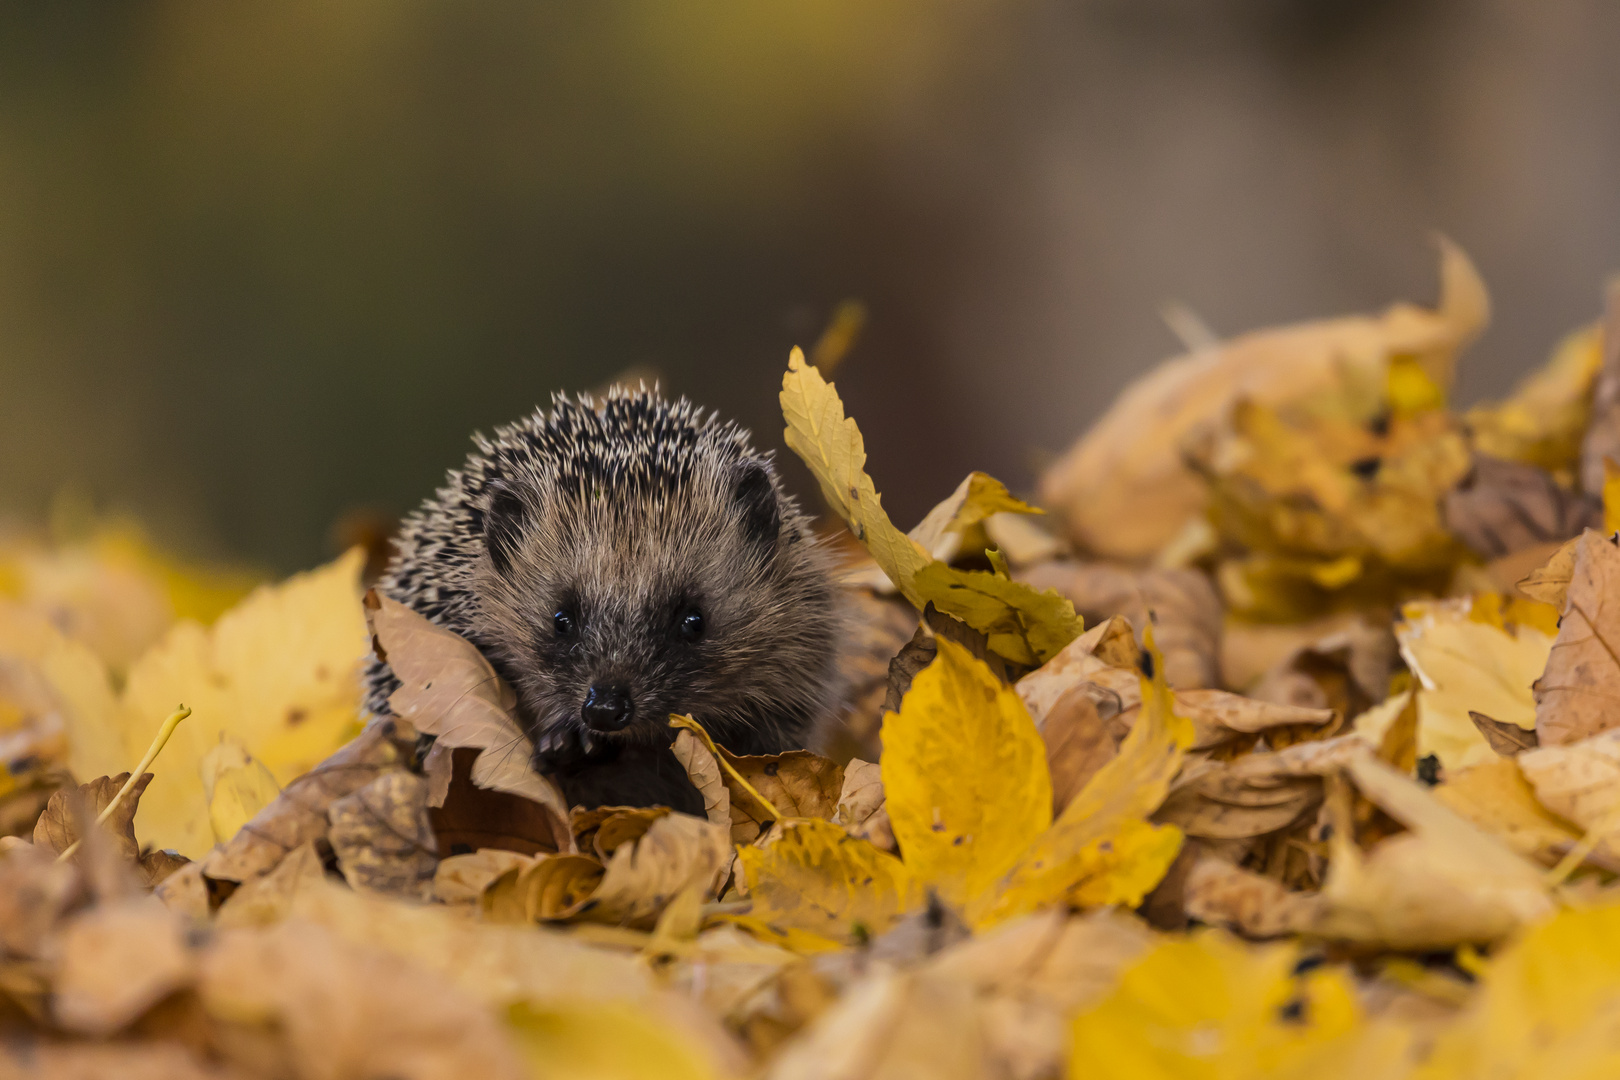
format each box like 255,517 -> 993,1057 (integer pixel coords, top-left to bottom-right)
469,458 -> 840,774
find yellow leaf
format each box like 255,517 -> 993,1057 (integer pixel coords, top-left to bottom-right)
733,817 -> 920,948
55,549 -> 370,859
1605,457 -> 1620,536
506,1001 -> 719,1080
1418,901 -> 1620,1079
911,563 -> 1082,667
1387,353 -> 1448,416
1374,597 -> 1552,770
1465,321 -> 1603,472
1071,932 -> 1409,1080
779,347 -> 930,605
200,737 -> 282,844
909,470 -> 1041,559
977,640 -> 1192,926
780,348 -> 1080,664
880,637 -> 1051,907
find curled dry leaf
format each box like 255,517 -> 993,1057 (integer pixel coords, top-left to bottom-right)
908,470 -> 1041,562
1247,618 -> 1396,723
487,811 -> 729,930
428,746 -> 573,857
1154,734 -> 1366,842
1534,529 -> 1620,746
672,729 -> 731,829
202,718 -> 400,886
1181,854 -> 1326,939
327,769 -> 439,901
829,759 -> 894,852
366,591 -> 571,848
1516,533 -> 1580,609
433,848 -> 531,907
1470,711 -> 1540,756
1039,240 -> 1487,560
34,771 -> 187,888
1040,682 -> 1125,817
1517,727 -> 1620,864
719,749 -> 844,846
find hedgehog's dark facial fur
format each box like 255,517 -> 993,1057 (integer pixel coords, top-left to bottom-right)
366,387 -> 843,811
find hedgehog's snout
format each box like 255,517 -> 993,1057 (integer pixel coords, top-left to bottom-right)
581,682 -> 635,732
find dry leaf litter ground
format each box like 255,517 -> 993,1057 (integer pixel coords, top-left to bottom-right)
6,244 -> 1620,1078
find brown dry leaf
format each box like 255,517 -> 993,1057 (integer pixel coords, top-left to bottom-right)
1516,533 -> 1580,608
52,896 -> 195,1036
0,1041 -> 246,1080
33,772 -> 187,888
1041,683 -> 1123,817
1248,618 -> 1397,724
1182,854 -> 1326,938
214,840 -> 328,928
1039,240 -> 1487,559
672,729 -> 731,829
1442,454 -> 1599,559
1014,561 -> 1222,689
489,812 -> 729,929
1471,711 -> 1540,755
1434,757 -> 1583,868
0,840 -> 86,959
365,591 -> 570,841
428,746 -> 572,857
433,848 -> 531,907
202,718 -> 400,885
720,749 -> 844,846
327,770 -> 438,901
830,759 -> 894,852
1156,734 -> 1365,842
1534,529 -> 1620,746
1517,727 -> 1620,863
1315,754 -> 1555,948
199,919 -> 529,1080
764,969 -> 986,1080
1578,280 -> 1620,491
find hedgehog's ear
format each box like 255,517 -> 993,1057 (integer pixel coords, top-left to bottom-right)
481,480 -> 529,576
731,461 -> 781,551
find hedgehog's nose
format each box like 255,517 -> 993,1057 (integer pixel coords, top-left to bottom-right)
582,683 -> 634,732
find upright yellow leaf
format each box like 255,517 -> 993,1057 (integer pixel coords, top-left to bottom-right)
977,639 -> 1192,925
880,637 -> 1052,907
733,818 -> 920,948
780,347 -> 930,605
909,470 -> 1042,558
780,349 -> 1081,664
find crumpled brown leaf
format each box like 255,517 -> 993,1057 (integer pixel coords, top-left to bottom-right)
365,591 -> 571,847
1517,533 -> 1581,609
1534,529 -> 1620,746
34,772 -> 187,889
1039,240 -> 1487,559
1040,682 -> 1127,817
719,749 -> 844,846
1443,453 -> 1599,559
1247,617 -> 1395,725
1156,734 -> 1366,841
202,718 -> 401,887
1471,711 -> 1540,756
672,729 -> 731,829
830,759 -> 894,852
1181,853 -> 1326,939
327,770 -> 438,901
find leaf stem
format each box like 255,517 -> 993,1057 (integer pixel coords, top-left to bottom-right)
56,705 -> 191,863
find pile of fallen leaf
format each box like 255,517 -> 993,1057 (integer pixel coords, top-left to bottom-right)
6,242 -> 1620,1078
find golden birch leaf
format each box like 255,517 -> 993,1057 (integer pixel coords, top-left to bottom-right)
880,637 -> 1052,907
1536,529 -> 1620,745
977,643 -> 1192,927
779,347 -> 930,605
734,817 -> 920,948
1070,932 -> 1408,1080
911,562 -> 1083,666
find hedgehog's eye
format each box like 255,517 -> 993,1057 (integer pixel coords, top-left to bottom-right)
678,607 -> 706,643
552,609 -> 576,638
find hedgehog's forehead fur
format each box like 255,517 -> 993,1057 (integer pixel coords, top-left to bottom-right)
375,385 -> 841,764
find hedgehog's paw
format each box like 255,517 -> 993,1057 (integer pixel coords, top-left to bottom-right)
532,721 -> 600,774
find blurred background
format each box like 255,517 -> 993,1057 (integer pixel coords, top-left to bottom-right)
0,0 -> 1617,574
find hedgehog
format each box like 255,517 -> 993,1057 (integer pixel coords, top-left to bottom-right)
365,386 -> 843,815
